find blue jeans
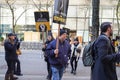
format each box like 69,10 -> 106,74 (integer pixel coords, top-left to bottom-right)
51,66 -> 65,80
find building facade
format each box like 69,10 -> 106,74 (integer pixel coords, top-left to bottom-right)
0,0 -> 119,42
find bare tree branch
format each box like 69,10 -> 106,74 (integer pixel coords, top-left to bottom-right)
32,0 -> 40,10
14,0 -> 30,28
5,0 -> 15,33
31,0 -> 53,11
5,0 -> 30,33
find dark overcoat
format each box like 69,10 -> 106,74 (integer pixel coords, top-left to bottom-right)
4,39 -> 18,60
91,34 -> 120,80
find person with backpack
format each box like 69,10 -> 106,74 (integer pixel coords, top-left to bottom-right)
91,22 -> 120,80
70,37 -> 82,75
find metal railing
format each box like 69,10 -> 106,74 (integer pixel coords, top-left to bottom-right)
20,42 -> 43,50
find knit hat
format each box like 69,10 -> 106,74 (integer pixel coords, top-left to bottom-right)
7,33 -> 15,37
60,29 -> 67,36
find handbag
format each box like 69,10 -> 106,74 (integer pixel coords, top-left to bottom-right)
16,49 -> 22,55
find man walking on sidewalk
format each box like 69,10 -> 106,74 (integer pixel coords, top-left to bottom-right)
91,22 -> 120,80
46,29 -> 71,80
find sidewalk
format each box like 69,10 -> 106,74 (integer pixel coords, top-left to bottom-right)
1,47 -> 120,80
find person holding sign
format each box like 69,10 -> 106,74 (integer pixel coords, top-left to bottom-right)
46,29 -> 71,80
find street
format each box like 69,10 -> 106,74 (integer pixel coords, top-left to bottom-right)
0,46 -> 120,80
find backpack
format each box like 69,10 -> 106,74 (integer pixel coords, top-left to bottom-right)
82,41 -> 95,66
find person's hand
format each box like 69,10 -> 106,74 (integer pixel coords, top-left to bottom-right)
54,49 -> 59,55
43,44 -> 46,48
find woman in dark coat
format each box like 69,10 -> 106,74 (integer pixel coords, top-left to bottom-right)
42,34 -> 54,80
4,33 -> 18,80
91,22 -> 120,80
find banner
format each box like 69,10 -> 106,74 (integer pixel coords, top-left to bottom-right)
34,11 -> 50,32
53,0 -> 69,25
35,22 -> 50,32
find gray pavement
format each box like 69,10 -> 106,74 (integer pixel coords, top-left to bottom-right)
0,46 -> 120,80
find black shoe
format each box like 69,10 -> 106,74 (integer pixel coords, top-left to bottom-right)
73,71 -> 76,75
46,75 -> 51,80
13,76 -> 18,80
71,70 -> 74,73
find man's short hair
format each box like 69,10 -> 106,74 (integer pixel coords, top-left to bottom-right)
100,22 -> 112,33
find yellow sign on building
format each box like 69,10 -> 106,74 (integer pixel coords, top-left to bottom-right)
34,11 -> 50,32
35,22 -> 50,32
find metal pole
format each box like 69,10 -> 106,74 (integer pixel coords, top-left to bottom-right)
42,31 -> 45,43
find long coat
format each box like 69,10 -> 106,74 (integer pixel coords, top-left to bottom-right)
91,34 -> 120,80
4,39 -> 18,61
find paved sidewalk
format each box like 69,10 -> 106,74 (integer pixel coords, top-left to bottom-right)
0,47 -> 120,80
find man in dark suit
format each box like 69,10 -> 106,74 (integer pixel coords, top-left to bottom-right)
91,22 -> 120,80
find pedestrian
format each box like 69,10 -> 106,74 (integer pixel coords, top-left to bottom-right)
91,22 -> 120,80
14,34 -> 23,76
70,37 -> 82,75
42,33 -> 54,80
118,42 -> 120,52
46,29 -> 71,80
4,33 -> 18,80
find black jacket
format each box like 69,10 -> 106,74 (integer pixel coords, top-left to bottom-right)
91,34 -> 120,80
4,39 -> 18,60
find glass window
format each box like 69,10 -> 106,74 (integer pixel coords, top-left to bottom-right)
67,6 -> 77,17
25,16 -> 35,25
26,9 -> 35,17
102,8 -> 113,18
113,19 -> 119,31
77,6 -> 89,17
15,7 -> 25,17
101,19 -> 113,23
1,8 -> 11,17
65,18 -> 77,30
16,16 -> 25,25
77,19 -> 89,30
1,16 -> 12,24
77,30 -> 90,42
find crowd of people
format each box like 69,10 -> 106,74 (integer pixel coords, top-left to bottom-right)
42,29 -> 82,80
3,22 -> 120,80
42,22 -> 120,80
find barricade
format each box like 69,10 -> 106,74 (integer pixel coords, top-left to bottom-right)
20,42 -> 43,50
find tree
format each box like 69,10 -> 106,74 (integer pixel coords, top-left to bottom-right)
116,0 -> 120,35
92,0 -> 100,40
5,0 -> 30,33
31,0 -> 53,11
